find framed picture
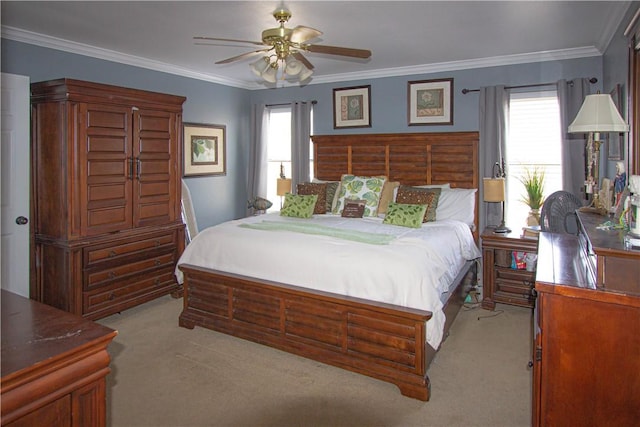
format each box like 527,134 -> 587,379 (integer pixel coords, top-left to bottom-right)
608,84 -> 624,160
333,85 -> 371,128
407,78 -> 453,125
183,123 -> 226,177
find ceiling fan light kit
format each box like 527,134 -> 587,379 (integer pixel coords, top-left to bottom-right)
195,8 -> 371,85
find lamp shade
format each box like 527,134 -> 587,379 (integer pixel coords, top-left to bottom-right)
250,57 -> 270,77
568,93 -> 629,133
277,178 -> 292,196
483,178 -> 506,202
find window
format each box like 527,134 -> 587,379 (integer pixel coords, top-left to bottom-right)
506,91 -> 562,227
265,107 -> 313,210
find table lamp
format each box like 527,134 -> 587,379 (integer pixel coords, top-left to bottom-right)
568,92 -> 629,211
277,178 -> 291,209
484,177 -> 510,233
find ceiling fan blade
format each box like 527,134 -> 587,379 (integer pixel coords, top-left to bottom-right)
215,49 -> 271,65
304,44 -> 371,59
194,36 -> 265,46
288,26 -> 322,44
292,52 -> 314,70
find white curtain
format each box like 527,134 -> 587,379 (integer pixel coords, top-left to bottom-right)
557,78 -> 592,201
291,101 -> 313,189
247,104 -> 269,216
479,85 -> 509,231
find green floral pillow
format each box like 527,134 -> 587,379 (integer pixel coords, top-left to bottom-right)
383,203 -> 428,228
280,193 -> 318,218
334,175 -> 386,217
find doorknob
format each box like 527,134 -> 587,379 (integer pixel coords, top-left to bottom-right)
15,216 -> 28,225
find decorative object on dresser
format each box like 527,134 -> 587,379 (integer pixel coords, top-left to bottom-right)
183,123 -> 226,177
629,174 -> 640,236
407,78 -> 453,125
568,92 -> 629,212
481,228 -> 537,310
30,78 -> 186,319
1,290 -> 117,426
532,216 -> 640,426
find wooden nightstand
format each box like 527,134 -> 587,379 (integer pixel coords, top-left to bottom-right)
481,228 -> 538,310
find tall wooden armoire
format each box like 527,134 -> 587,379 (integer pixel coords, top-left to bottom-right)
30,78 -> 186,319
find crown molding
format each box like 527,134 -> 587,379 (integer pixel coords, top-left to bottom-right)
2,25 -> 602,90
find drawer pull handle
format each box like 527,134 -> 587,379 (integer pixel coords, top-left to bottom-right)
155,278 -> 161,285
109,251 -> 117,257
154,259 -> 161,266
109,292 -> 116,301
109,272 -> 116,279
155,240 -> 161,247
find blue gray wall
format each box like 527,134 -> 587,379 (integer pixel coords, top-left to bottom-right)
1,39 -> 250,229
0,37 -> 612,229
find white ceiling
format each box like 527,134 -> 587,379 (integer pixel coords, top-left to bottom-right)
0,1 -> 633,89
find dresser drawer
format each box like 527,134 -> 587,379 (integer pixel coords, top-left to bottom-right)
85,252 -> 177,290
83,269 -> 177,315
84,231 -> 176,268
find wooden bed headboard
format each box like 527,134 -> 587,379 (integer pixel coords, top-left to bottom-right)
312,132 -> 480,240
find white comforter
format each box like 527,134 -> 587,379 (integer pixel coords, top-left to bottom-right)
175,213 -> 480,349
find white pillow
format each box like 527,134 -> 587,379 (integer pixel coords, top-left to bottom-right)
415,183 -> 451,189
436,188 -> 477,225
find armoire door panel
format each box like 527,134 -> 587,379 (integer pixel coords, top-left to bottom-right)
87,206 -> 128,228
133,109 -> 177,227
81,104 -> 133,235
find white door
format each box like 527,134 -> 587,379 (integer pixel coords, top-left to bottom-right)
1,73 -> 30,297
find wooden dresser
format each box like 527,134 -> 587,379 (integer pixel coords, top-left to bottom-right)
30,79 -> 186,319
532,212 -> 640,427
1,290 -> 117,426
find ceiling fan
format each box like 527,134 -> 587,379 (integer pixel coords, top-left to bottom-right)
194,8 -> 371,83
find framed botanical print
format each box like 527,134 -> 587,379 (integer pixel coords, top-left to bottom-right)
408,78 -> 453,125
333,85 -> 371,128
183,123 -> 226,177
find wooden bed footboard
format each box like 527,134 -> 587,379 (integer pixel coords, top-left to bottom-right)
178,261 -> 477,401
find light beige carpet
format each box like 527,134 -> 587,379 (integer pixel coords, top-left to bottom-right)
99,295 -> 532,427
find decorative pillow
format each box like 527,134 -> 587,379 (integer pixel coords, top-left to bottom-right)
377,181 -> 400,215
383,203 -> 428,228
297,182 -> 327,214
333,175 -> 386,217
280,193 -> 318,218
341,199 -> 366,218
312,179 -> 341,213
396,186 -> 440,222
436,188 -> 477,226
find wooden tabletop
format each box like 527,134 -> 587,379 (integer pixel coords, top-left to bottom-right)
1,290 -> 117,379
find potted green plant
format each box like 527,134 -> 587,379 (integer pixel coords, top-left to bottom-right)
518,167 -> 545,226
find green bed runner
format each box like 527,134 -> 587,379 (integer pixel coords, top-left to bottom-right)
239,220 -> 396,245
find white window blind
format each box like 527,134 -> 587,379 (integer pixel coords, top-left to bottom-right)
507,91 -> 562,228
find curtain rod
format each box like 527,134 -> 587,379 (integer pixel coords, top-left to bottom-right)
266,100 -> 317,107
461,77 -> 598,94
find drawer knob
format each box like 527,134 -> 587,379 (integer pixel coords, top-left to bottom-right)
109,271 -> 116,279
154,259 -> 161,266
155,240 -> 161,247
109,292 -> 116,301
155,278 -> 161,285
109,251 -> 117,257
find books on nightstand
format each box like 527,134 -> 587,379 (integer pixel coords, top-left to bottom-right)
522,225 -> 541,239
